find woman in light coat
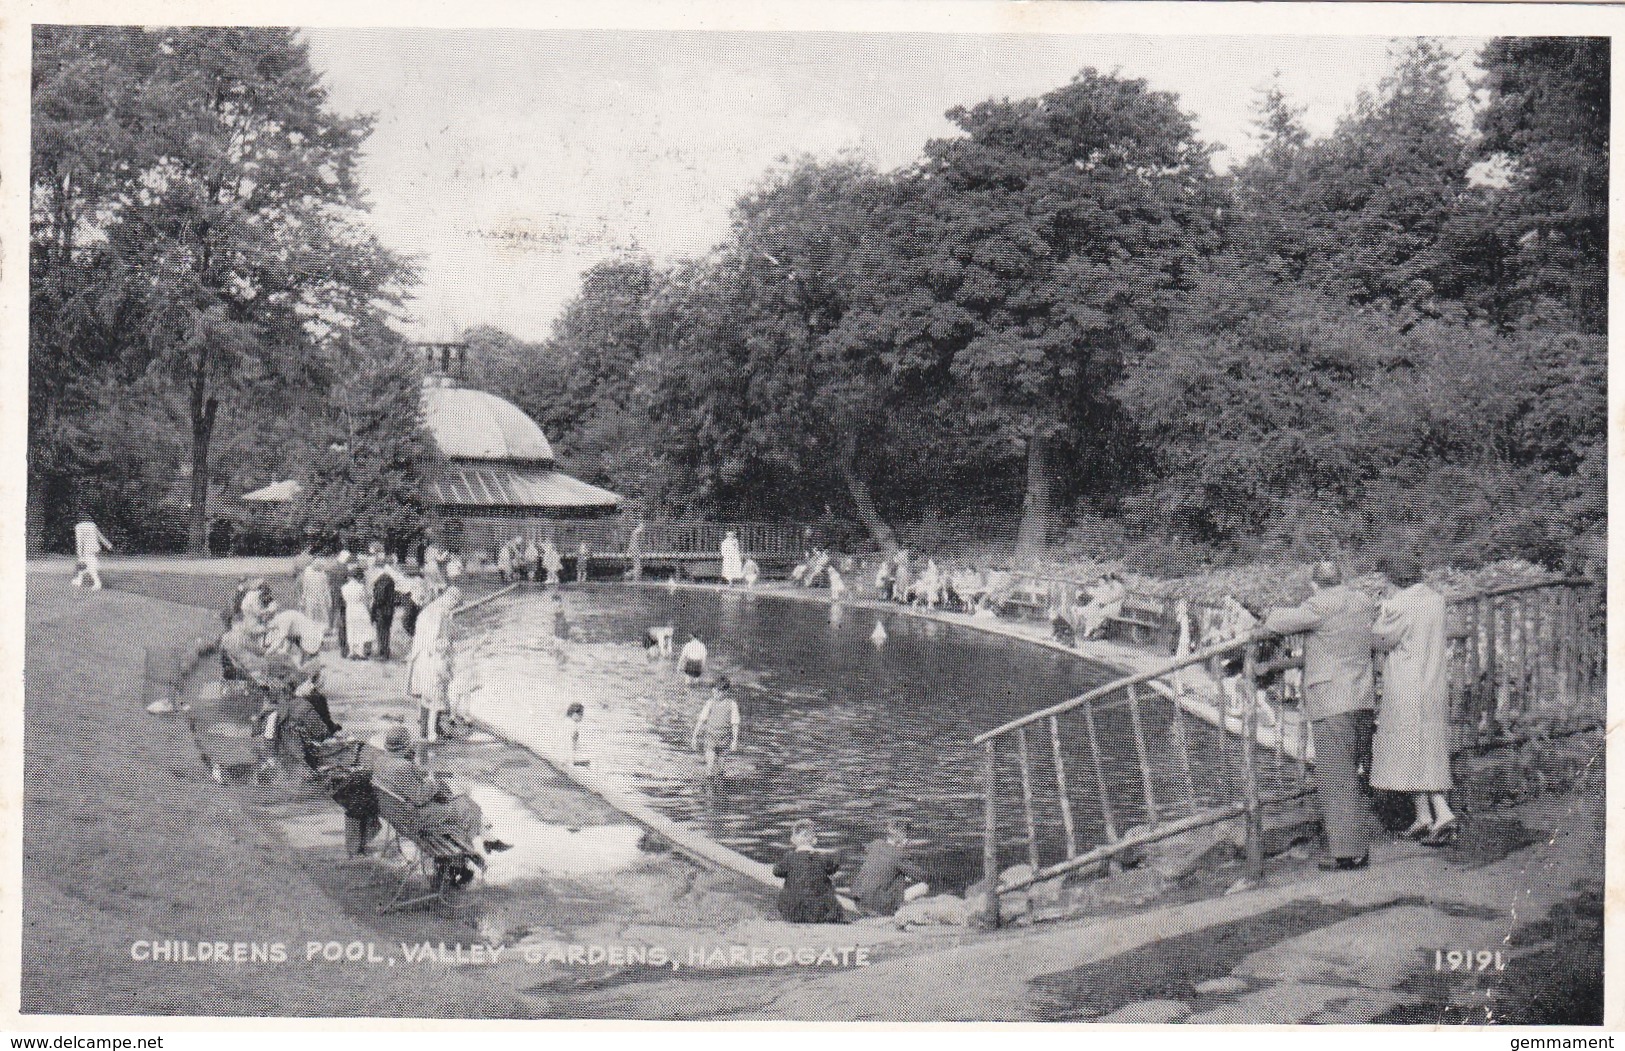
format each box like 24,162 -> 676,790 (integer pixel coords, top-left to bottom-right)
300,559 -> 333,636
1371,556 -> 1458,846
340,568 -> 377,659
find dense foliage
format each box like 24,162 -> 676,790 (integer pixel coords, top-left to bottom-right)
29,27 -> 416,554
31,34 -> 1605,572
466,38 -> 1604,572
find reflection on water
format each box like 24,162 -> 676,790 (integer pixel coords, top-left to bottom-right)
463,587 -> 1242,892
465,784 -> 647,886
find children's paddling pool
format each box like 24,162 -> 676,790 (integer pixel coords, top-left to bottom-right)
460,586 -> 1238,892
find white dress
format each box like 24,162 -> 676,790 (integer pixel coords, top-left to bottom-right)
720,535 -> 743,583
341,578 -> 376,652
407,593 -> 453,698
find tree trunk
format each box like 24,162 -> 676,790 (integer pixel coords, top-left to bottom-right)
1014,433 -> 1059,564
187,374 -> 218,557
26,467 -> 46,558
838,430 -> 898,555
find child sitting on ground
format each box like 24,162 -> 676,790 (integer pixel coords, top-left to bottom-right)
853,817 -> 931,917
773,818 -> 847,924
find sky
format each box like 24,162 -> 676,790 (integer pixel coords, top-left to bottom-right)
303,29 -> 1486,343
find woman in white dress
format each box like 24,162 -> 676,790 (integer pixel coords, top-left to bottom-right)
1371,556 -> 1458,846
406,585 -> 463,740
340,569 -> 377,659
720,531 -> 744,585
407,586 -> 461,698
300,560 -> 332,636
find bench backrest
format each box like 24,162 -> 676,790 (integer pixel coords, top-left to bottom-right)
372,780 -> 474,859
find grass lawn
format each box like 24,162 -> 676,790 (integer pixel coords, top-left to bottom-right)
21,573 -> 534,1016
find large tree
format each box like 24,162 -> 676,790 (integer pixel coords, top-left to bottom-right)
647,159 -> 936,544
1477,36 -> 1609,332
890,70 -> 1222,559
1232,40 -> 1473,312
29,27 -> 158,551
30,27 -> 411,554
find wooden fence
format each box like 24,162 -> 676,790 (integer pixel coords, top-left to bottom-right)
442,517 -> 808,562
970,578 -> 1601,926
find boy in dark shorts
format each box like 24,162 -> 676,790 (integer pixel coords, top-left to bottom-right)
690,676 -> 740,775
773,818 -> 846,924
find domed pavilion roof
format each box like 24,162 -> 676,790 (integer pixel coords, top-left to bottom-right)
422,383 -> 554,463
418,378 -> 621,512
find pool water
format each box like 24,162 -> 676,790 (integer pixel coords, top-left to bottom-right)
460,586 -> 1240,892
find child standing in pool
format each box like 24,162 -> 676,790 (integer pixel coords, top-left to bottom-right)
773,818 -> 846,924
550,593 -> 571,667
564,701 -> 588,766
690,676 -> 740,775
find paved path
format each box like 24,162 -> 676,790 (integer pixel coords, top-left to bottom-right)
47,561 -> 1601,1022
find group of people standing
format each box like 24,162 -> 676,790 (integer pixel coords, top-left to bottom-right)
296,547 -> 424,662
496,534 -> 569,585
1260,559 -> 1457,870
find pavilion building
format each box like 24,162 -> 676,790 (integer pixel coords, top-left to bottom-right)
418,341 -> 622,553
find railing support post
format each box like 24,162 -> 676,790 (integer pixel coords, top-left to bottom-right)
1241,640 -> 1265,882
981,740 -> 1000,928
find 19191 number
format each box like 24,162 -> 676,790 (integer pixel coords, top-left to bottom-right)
1434,950 -> 1506,971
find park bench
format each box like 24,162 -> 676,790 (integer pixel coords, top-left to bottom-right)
684,560 -> 726,582
996,579 -> 1053,621
1102,594 -> 1172,649
371,780 -> 483,915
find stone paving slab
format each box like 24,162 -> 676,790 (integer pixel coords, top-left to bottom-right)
1188,981 -> 1413,1024
1231,905 -> 1512,990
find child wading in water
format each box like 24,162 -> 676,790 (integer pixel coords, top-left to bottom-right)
690,677 -> 740,775
564,701 -> 588,766
773,818 -> 847,924
550,593 -> 571,666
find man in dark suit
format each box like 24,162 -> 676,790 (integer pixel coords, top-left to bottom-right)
1264,561 -> 1378,870
371,566 -> 398,661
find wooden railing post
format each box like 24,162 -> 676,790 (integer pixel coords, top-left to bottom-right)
1080,702 -> 1119,842
1171,698 -> 1199,814
1240,640 -> 1265,882
982,740 -> 1000,928
1126,683 -> 1159,826
1482,596 -> 1499,728
1049,715 -> 1079,860
1016,726 -> 1041,872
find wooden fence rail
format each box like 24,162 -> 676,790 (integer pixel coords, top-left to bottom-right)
443,517 -> 809,562
971,578 -> 1601,927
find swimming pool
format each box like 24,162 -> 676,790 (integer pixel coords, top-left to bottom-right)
460,585 -> 1230,892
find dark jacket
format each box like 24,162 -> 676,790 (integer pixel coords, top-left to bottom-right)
372,572 -> 397,617
773,849 -> 846,923
853,839 -> 929,915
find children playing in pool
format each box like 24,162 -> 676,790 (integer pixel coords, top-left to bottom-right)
564,701 -> 589,766
644,623 -> 674,660
773,818 -> 847,924
679,632 -> 708,685
690,676 -> 740,775
549,593 -> 571,666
